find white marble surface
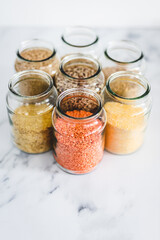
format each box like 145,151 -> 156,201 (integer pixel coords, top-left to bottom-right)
0,27 -> 160,240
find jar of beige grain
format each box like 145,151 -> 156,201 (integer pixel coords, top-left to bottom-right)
15,39 -> 60,78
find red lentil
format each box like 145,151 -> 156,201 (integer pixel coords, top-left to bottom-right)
53,110 -> 105,174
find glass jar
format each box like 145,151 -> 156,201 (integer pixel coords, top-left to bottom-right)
15,39 -> 60,77
52,88 -> 107,174
102,71 -> 151,154
55,54 -> 105,95
59,26 -> 100,59
6,70 -> 58,154
101,40 -> 146,82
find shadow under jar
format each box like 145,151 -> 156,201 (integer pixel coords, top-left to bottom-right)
54,54 -> 105,95
52,88 -> 107,174
15,39 -> 60,77
59,26 -> 100,59
101,71 -> 151,155
101,40 -> 146,82
6,70 -> 58,154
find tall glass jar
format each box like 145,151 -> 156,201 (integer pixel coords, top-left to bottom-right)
101,71 -> 151,154
59,26 -> 100,59
55,54 -> 105,95
6,70 -> 58,154
15,39 -> 60,77
101,40 -> 146,82
52,88 -> 107,174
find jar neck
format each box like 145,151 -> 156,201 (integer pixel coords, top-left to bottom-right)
9,70 -> 54,102
106,71 -> 151,104
60,54 -> 101,81
56,88 -> 102,121
17,39 -> 56,62
61,26 -> 99,48
104,40 -> 144,64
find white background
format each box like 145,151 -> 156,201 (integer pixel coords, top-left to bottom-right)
0,0 -> 159,27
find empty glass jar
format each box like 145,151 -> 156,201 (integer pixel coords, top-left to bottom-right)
6,70 -> 58,153
101,40 -> 146,82
101,71 -> 151,154
55,54 -> 105,95
15,39 -> 60,77
59,26 -> 100,59
52,88 -> 107,174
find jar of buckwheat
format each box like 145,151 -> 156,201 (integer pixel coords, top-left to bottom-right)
15,39 -> 60,77
100,40 -> 146,82
54,54 -> 105,95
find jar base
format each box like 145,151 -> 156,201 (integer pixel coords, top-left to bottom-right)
104,143 -> 144,155
55,161 -> 100,175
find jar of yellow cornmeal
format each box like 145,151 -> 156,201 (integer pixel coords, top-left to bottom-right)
6,70 -> 58,153
101,71 -> 151,154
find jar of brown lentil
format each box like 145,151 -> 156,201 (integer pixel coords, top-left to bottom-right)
100,40 -> 146,82
52,88 -> 107,174
55,54 -> 105,95
101,71 -> 151,155
59,26 -> 100,59
15,39 -> 60,77
6,70 -> 58,154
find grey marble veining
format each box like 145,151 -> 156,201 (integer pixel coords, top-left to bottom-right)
0,27 -> 160,240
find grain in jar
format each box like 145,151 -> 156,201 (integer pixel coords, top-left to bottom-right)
100,40 -> 146,82
102,71 -> 151,154
54,54 -> 105,95
6,70 -> 58,153
52,88 -> 107,174
15,39 -> 59,77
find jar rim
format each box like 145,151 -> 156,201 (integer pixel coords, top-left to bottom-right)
106,71 -> 151,101
60,54 -> 101,81
16,39 -> 56,63
8,70 -> 54,100
61,26 -> 99,48
55,88 -> 102,121
104,40 -> 144,64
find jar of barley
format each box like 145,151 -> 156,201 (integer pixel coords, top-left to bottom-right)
15,39 -> 60,77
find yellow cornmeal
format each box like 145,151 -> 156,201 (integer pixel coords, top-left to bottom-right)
104,102 -> 146,154
12,104 -> 53,153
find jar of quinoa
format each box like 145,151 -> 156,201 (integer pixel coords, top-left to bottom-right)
6,70 -> 58,154
52,88 -> 107,174
15,39 -> 60,77
100,40 -> 146,82
59,26 -> 100,59
54,54 -> 105,95
101,71 -> 151,155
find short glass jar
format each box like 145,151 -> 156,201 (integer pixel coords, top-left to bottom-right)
101,40 -> 146,82
59,26 -> 100,59
6,70 -> 58,154
15,39 -> 60,77
55,54 -> 105,95
52,88 -> 107,174
101,71 -> 151,155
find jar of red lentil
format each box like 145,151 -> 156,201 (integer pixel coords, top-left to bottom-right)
15,39 -> 60,77
6,70 -> 58,154
59,26 -> 100,59
100,40 -> 146,82
55,54 -> 105,95
101,71 -> 151,155
52,88 -> 107,174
